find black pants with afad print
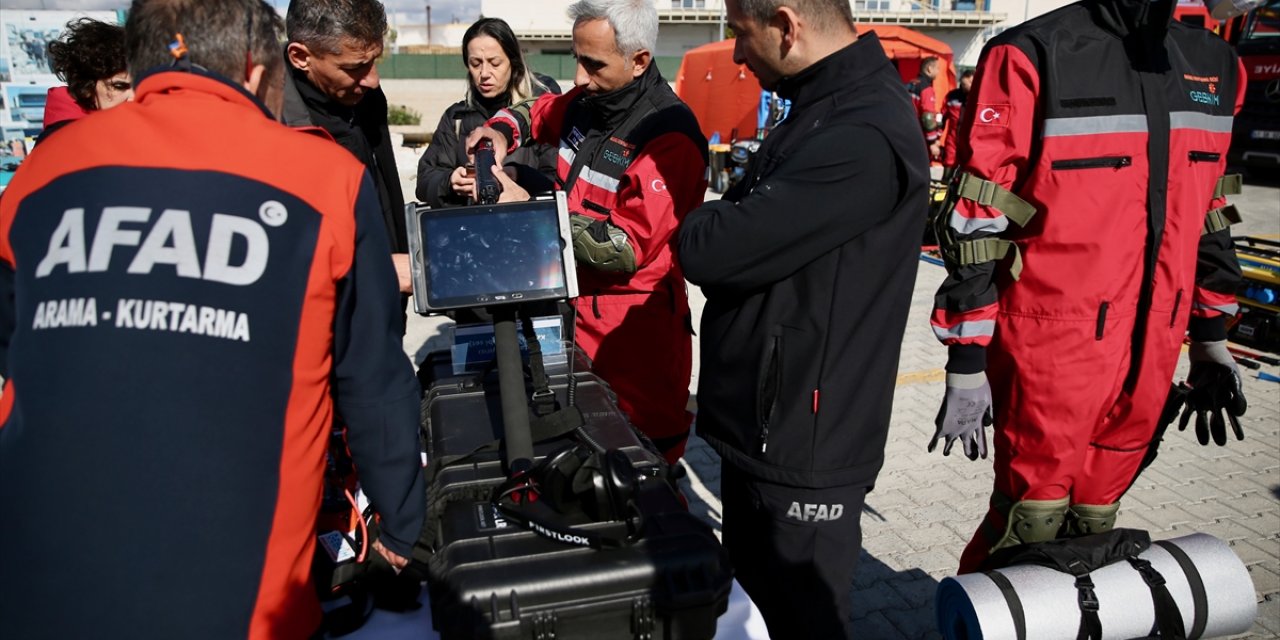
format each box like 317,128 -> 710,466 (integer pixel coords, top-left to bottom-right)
720,463 -> 868,640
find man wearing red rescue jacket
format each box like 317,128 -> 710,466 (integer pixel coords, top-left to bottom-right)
927,0 -> 1250,573
468,0 -> 707,464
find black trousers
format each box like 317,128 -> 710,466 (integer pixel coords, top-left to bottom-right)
720,463 -> 868,640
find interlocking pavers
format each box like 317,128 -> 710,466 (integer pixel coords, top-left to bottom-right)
1250,564 -> 1280,598
401,179 -> 1280,638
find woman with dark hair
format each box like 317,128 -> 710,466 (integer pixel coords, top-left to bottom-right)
41,18 -> 131,142
416,17 -> 559,208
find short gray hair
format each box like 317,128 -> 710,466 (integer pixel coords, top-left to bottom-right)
127,0 -> 283,84
567,0 -> 657,56
286,0 -> 387,54
735,0 -> 853,26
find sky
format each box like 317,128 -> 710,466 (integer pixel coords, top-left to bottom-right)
0,0 -> 482,22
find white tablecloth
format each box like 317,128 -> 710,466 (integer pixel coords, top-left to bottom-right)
343,578 -> 770,639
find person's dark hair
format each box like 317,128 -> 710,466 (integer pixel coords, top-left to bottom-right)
287,0 -> 387,54
127,0 -> 283,84
46,18 -> 127,111
960,69 -> 975,80
462,17 -> 542,106
734,0 -> 854,28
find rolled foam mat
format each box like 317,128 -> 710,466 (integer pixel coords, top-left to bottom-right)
935,533 -> 1257,639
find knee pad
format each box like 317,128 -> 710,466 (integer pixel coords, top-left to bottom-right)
1065,502 -> 1120,537
988,495 -> 1069,553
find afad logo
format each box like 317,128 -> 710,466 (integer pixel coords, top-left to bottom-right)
973,103 -> 1009,128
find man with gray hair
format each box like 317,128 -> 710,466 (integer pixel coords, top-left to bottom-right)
283,0 -> 412,300
468,0 -> 708,464
677,0 -> 928,637
0,0 -> 425,637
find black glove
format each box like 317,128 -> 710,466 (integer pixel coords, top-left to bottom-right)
1178,340 -> 1247,446
929,372 -> 992,460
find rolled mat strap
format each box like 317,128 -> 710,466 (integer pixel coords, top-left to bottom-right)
936,533 -> 1255,640
1155,540 -> 1208,639
985,570 -> 1026,640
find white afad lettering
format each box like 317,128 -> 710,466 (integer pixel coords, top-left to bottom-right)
34,206 -> 270,286
88,207 -> 150,272
785,501 -> 844,522
35,209 -> 87,278
203,213 -> 269,285
786,502 -> 804,520
128,209 -> 202,278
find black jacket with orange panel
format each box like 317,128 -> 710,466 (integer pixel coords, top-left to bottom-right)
0,69 -> 425,640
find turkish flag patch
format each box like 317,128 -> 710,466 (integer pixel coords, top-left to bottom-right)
974,103 -> 1010,127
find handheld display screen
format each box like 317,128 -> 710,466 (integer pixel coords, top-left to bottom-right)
406,193 -> 577,313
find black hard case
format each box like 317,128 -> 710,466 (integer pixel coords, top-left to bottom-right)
420,350 -> 732,640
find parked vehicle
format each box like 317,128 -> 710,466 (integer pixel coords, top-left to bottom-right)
1230,0 -> 1280,171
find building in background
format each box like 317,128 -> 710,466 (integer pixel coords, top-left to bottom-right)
0,10 -> 121,145
471,0 -> 1059,65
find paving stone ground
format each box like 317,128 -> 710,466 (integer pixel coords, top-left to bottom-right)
675,258 -> 1279,639
396,136 -> 1280,638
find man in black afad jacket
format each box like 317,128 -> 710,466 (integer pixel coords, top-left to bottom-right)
677,1 -> 927,637
282,0 -> 411,297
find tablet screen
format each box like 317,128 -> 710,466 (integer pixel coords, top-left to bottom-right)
419,197 -> 573,311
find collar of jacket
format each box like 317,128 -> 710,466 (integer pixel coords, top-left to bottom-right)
42,85 -> 90,129
132,65 -> 276,120
774,33 -> 890,105
580,63 -> 664,126
284,61 -> 358,125
472,90 -> 511,117
1087,0 -> 1176,41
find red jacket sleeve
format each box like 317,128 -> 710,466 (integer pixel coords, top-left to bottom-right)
607,132 -> 708,269
1189,57 -> 1248,336
487,88 -> 578,155
943,90 -> 965,166
930,43 -> 1041,371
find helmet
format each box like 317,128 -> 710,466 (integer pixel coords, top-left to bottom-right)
1202,0 -> 1265,20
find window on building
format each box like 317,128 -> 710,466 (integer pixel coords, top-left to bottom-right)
671,0 -> 707,8
853,0 -> 893,10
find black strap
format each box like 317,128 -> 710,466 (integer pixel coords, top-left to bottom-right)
519,312 -> 556,418
985,570 -> 1026,640
491,452 -> 642,550
1075,574 -> 1103,640
1127,556 -> 1187,640
1155,540 -> 1208,639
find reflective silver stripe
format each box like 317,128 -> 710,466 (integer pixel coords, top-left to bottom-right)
932,320 -> 996,342
492,111 -> 521,140
1193,301 -> 1240,315
949,210 -> 1009,236
1169,111 -> 1234,134
1042,115 -> 1147,137
578,165 -> 620,192
558,143 -> 576,165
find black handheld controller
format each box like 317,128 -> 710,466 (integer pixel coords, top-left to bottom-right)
474,139 -> 501,205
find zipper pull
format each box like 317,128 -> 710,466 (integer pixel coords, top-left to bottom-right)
759,421 -> 769,454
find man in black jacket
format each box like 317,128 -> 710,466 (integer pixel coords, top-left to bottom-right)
282,0 -> 411,296
677,1 -> 927,637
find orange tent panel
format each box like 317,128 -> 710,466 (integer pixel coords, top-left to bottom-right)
676,26 -> 957,141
